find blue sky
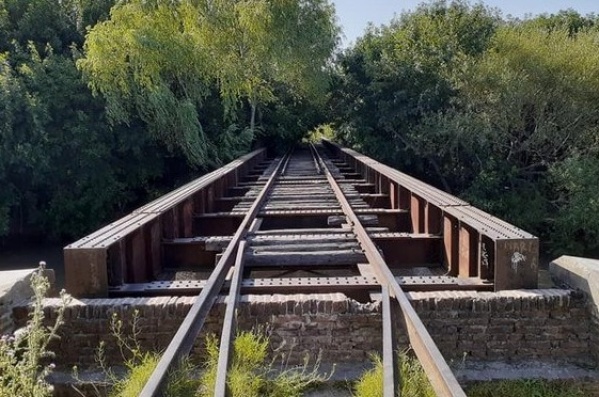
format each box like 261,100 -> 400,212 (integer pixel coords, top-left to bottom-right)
333,0 -> 598,47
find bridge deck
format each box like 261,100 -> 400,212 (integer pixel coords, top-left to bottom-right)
63,142 -> 539,397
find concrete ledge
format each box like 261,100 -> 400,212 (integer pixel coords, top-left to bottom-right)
1,267 -> 56,334
0,268 -> 37,334
454,360 -> 599,382
550,255 -> 599,312
550,255 -> 599,362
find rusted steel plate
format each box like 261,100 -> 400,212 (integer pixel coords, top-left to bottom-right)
324,140 -> 539,290
135,148 -> 266,214
324,140 -> 467,208
65,148 -> 267,298
445,205 -> 535,239
64,249 -> 108,298
109,275 -> 493,296
65,212 -> 159,249
494,238 -> 539,290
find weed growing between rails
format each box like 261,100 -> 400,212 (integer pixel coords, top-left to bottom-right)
72,309 -> 200,397
199,328 -> 332,397
0,263 -> 71,396
74,313 -> 332,397
353,351 -> 435,397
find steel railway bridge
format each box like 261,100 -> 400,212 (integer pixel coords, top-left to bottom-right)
64,141 -> 538,396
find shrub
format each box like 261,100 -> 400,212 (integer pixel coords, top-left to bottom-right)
74,309 -> 200,397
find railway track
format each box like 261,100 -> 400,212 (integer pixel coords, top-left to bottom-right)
64,141 -> 538,396
136,145 -> 465,396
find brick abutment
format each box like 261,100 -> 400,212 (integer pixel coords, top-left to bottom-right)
12,289 -> 596,369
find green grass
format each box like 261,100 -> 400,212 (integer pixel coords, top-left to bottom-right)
466,379 -> 587,397
353,353 -> 588,397
353,352 -> 435,397
109,352 -> 160,397
108,352 -> 199,397
199,329 -> 328,397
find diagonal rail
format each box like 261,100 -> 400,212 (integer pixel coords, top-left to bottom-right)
139,154 -> 288,397
381,285 -> 399,397
313,143 -> 467,397
214,240 -> 246,397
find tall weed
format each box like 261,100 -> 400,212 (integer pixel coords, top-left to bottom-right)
0,264 -> 70,396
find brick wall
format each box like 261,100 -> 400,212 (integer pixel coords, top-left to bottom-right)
407,290 -> 593,365
549,256 -> 599,364
585,295 -> 599,363
588,300 -> 599,363
13,289 -> 595,369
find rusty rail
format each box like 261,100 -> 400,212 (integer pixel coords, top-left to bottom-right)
135,145 -> 469,396
314,143 -> 466,397
139,154 -> 287,396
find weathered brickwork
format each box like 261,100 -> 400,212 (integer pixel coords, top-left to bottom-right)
15,293 -> 382,368
549,256 -> 599,364
12,289 -> 595,369
407,290 -> 593,365
593,310 -> 599,362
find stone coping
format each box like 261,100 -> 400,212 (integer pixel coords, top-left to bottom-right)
550,255 -> 599,312
1,268 -> 38,334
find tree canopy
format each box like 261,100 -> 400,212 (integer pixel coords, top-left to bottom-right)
0,0 -> 339,242
78,0 -> 339,165
2,0 -> 598,258
329,1 -> 599,255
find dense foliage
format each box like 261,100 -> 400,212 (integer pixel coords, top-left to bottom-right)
2,0 -> 597,257
0,0 -> 338,242
78,0 -> 338,164
330,1 -> 599,256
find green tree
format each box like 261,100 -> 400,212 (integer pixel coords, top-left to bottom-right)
551,155 -> 599,255
78,0 -> 339,166
525,9 -> 598,35
0,46 -> 165,239
406,25 -> 599,251
330,0 -> 497,187
329,2 -> 599,255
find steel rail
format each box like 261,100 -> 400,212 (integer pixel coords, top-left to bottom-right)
313,144 -> 467,397
309,143 -> 322,174
381,285 -> 399,397
139,154 -> 287,397
214,240 -> 246,397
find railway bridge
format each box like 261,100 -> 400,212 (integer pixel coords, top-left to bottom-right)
57,141 -> 546,396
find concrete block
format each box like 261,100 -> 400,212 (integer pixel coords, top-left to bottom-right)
550,256 -> 599,313
0,268 -> 46,334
